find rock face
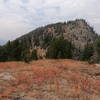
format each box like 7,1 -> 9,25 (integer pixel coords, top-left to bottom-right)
17,19 -> 98,59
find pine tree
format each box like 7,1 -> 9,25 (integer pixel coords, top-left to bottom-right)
31,49 -> 38,60
11,40 -> 22,61
95,39 -> 100,62
46,36 -> 73,59
81,43 -> 94,61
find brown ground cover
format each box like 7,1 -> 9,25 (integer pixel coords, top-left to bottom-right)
0,59 -> 99,100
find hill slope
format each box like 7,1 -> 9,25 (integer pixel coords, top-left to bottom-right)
0,19 -> 99,61
17,19 -> 98,59
0,60 -> 100,100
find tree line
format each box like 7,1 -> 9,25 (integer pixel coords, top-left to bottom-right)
0,40 -> 38,62
0,36 -> 100,63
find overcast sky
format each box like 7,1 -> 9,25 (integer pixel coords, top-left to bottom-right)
0,0 -> 100,41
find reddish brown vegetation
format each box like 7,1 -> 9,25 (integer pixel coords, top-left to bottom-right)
0,59 -> 100,100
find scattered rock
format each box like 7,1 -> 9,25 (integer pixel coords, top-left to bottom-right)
0,72 -> 16,81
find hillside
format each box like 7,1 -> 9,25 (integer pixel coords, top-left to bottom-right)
18,19 -> 97,49
16,19 -> 98,59
0,60 -> 100,100
0,19 -> 99,62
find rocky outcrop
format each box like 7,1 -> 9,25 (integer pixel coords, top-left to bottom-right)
16,19 -> 98,59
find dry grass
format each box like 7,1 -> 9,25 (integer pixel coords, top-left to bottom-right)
0,59 -> 100,100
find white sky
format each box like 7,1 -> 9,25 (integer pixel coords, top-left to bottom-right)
0,0 -> 100,41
